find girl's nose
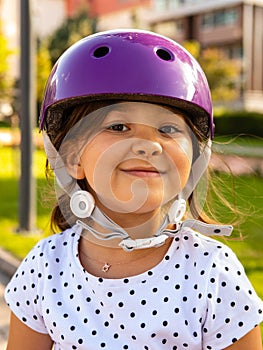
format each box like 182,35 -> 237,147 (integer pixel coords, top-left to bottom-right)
131,138 -> 163,157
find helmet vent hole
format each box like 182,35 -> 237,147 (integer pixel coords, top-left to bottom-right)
93,46 -> 110,58
155,48 -> 174,61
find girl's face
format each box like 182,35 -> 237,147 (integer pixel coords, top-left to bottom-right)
75,102 -> 193,216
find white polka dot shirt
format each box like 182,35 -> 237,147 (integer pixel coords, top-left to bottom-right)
5,226 -> 263,349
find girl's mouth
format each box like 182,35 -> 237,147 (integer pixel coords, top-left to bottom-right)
121,167 -> 164,178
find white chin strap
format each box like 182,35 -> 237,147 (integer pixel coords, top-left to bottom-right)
44,133 -> 233,251
75,197 -> 187,251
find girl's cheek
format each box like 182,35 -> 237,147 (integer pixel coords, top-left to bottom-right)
168,139 -> 193,165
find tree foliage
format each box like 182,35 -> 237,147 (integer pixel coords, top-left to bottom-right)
47,11 -> 96,65
36,11 -> 95,109
36,41 -> 52,106
183,40 -> 241,102
0,22 -> 15,100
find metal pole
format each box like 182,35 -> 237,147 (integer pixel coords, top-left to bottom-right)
19,0 -> 36,231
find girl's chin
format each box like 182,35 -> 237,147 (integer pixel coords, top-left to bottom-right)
96,197 -> 172,217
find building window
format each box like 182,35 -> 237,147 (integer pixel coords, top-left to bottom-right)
154,0 -> 186,11
202,13 -> 214,29
201,8 -> 238,29
214,11 -> 225,26
154,0 -> 169,11
176,19 -> 184,33
224,9 -> 238,25
226,45 -> 243,59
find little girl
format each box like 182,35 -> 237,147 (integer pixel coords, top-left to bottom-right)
5,29 -> 263,349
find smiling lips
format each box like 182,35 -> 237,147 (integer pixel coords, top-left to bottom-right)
121,166 -> 165,178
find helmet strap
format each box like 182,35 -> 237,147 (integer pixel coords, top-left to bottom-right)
181,139 -> 212,200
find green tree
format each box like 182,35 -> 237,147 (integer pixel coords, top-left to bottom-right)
183,40 -> 241,102
0,22 -> 15,101
36,10 -> 95,112
47,11 -> 96,65
36,41 -> 52,109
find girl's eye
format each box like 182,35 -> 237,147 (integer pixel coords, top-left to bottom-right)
159,125 -> 180,135
107,123 -> 129,132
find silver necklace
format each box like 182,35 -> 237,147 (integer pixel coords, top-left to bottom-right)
79,251 -> 113,272
79,244 -> 165,273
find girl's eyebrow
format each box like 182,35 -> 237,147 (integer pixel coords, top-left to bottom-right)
107,105 -> 184,116
109,103 -> 130,111
104,105 -> 130,117
104,104 -> 187,126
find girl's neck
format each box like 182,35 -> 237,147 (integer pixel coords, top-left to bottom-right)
78,234 -> 173,279
95,201 -> 164,239
78,201 -> 175,278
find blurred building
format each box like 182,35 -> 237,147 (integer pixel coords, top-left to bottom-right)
1,0 -> 263,112
66,0 -> 152,30
0,0 -> 66,77
148,0 -> 263,111
0,0 -> 152,78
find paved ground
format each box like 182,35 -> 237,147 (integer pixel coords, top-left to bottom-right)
0,270 -> 11,349
0,248 -> 20,349
210,153 -> 263,175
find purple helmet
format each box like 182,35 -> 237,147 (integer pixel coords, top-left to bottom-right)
39,29 -> 213,138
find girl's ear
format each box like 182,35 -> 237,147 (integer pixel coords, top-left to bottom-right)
66,154 -> 85,180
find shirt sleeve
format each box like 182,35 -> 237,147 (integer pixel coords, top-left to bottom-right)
4,240 -> 49,334
202,244 -> 263,349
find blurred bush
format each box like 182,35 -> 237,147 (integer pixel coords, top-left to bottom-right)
214,111 -> 263,137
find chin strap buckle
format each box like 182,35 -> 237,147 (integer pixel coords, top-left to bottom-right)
119,234 -> 169,251
118,219 -> 233,251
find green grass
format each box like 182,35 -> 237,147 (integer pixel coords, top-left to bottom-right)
209,173 -> 263,297
0,146 -> 52,257
0,145 -> 263,337
214,134 -> 263,147
213,135 -> 263,158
